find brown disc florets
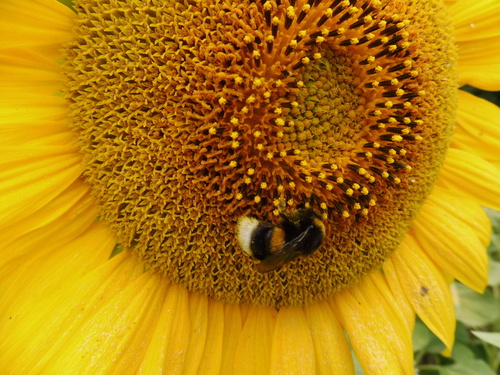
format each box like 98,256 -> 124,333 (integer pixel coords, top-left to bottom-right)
64,0 -> 457,306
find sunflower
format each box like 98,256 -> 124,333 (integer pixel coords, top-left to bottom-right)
1,0 -> 499,373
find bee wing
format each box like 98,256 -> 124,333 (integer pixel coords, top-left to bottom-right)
256,227 -> 311,273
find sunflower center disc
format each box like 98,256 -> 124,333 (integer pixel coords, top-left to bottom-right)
64,0 -> 458,306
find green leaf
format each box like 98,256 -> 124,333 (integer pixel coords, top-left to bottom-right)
413,319 -> 446,354
487,259 -> 500,286
442,361 -> 495,375
470,331 -> 500,349
454,283 -> 500,326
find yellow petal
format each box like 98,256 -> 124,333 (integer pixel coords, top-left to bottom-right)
304,301 -> 354,375
180,292 -> 209,374
453,90 -> 500,170
0,93 -> 70,144
219,304 -> 243,375
330,272 -> 414,375
449,0 -> 500,90
195,299 -> 226,374
0,224 -> 143,373
429,186 -> 491,247
0,144 -> 82,228
386,235 -> 456,351
270,307 -> 315,375
380,262 -> 416,331
438,148 -> 500,211
138,284 -> 191,374
234,307 -> 277,374
411,190 -> 488,293
0,0 -> 74,51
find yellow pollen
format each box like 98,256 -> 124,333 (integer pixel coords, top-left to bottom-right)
320,202 -> 327,210
375,66 -> 383,72
229,160 -> 237,168
289,181 -> 296,189
313,53 -> 322,60
243,35 -> 253,44
300,160 -> 308,167
387,157 -> 395,164
369,199 -> 376,206
254,196 -> 261,203
277,185 -> 284,192
247,168 -> 255,175
275,118 -> 285,126
253,78 -> 263,87
260,182 -> 268,189
236,193 -> 243,200
365,152 -> 373,157
342,211 -> 350,218
235,76 -> 243,85
297,80 -> 304,88
382,171 -> 389,178
316,36 -> 325,44
256,144 -> 263,150
209,127 -> 216,135
350,38 -> 359,45
272,16 -> 280,25
287,199 -> 295,206
230,118 -> 239,125
293,149 -> 301,155
391,135 -> 403,142
231,141 -> 239,148
218,97 -> 227,105
289,40 -> 298,49
244,177 -> 252,184
336,177 -> 344,184
393,177 -> 401,184
266,152 -> 274,159
275,79 -> 283,87
263,91 -> 271,99
326,184 -> 333,190
318,172 -> 326,179
400,149 -> 407,155
286,6 -> 296,18
354,203 -> 361,210
302,4 -> 311,13
361,187 -> 369,195
346,188 -> 354,196
246,95 -> 256,104
302,57 -> 310,65
277,131 -> 284,138
241,106 -> 249,114
280,151 -> 287,157
385,101 -> 393,108
253,130 -> 261,137
337,28 -> 345,35
305,176 -> 313,183
274,107 -> 283,115
291,101 -> 299,107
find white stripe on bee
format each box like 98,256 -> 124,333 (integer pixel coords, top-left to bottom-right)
236,216 -> 260,256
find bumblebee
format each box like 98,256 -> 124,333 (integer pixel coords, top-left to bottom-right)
237,208 -> 325,273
